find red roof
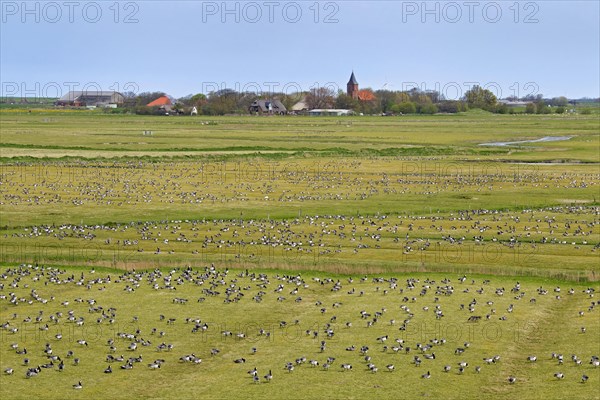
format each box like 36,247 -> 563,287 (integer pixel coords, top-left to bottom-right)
147,96 -> 172,107
357,90 -> 376,101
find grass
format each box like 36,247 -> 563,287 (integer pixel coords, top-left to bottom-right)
1,111 -> 598,161
0,109 -> 598,398
0,265 -> 598,399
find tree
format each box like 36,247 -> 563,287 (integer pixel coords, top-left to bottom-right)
522,93 -> 543,102
436,101 -> 464,113
495,103 -> 508,114
135,92 -> 166,106
122,91 -> 137,108
335,93 -> 359,110
178,93 -> 207,111
357,97 -> 381,115
306,87 -> 335,109
279,92 -> 303,110
551,96 -> 568,107
204,89 -> 238,115
418,103 -> 438,114
525,103 -> 537,114
463,86 -> 497,111
391,102 -> 416,114
535,100 -> 550,114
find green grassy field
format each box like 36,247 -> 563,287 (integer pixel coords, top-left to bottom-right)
0,109 -> 599,398
0,266 -> 598,399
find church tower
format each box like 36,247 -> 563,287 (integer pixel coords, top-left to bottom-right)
347,71 -> 359,99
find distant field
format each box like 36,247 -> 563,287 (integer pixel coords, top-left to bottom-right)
1,110 -> 598,279
0,110 -> 598,161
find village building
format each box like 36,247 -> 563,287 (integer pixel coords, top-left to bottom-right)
147,95 -> 174,113
56,91 -> 124,107
309,109 -> 354,116
249,99 -> 287,115
347,71 -> 359,99
347,71 -> 377,101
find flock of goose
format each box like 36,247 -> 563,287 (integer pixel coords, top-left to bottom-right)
1,264 -> 598,395
3,207 -> 598,269
2,161 -> 597,209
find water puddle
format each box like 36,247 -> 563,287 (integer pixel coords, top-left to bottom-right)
479,136 -> 573,146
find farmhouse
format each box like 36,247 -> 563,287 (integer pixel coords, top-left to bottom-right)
147,95 -> 172,107
56,91 -> 124,107
249,99 -> 287,115
147,95 -> 174,113
291,96 -> 309,113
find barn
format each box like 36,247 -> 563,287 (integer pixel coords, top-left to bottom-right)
147,96 -> 172,107
249,99 -> 287,115
56,91 -> 124,107
309,109 -> 354,116
147,96 -> 174,113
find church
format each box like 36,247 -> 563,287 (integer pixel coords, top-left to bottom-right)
346,72 -> 376,101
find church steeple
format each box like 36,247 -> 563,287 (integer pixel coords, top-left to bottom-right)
347,71 -> 359,99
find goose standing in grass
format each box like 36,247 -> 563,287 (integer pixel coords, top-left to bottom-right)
4,368 -> 13,375
581,374 -> 588,383
508,376 -> 516,384
264,370 -> 272,382
554,372 -> 565,379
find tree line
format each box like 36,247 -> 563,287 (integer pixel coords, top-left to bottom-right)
119,87 -> 585,116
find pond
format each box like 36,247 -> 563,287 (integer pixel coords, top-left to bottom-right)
479,136 -> 574,146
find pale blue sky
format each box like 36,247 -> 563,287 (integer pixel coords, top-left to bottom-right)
1,1 -> 599,99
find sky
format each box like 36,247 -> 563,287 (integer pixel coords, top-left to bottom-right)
1,0 -> 599,100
